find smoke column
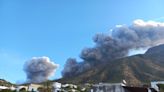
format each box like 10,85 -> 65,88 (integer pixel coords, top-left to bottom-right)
62,58 -> 90,77
24,56 -> 58,83
62,19 -> 164,77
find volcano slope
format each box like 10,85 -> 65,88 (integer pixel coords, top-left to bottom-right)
57,44 -> 164,86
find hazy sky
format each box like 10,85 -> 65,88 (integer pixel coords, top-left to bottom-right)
0,0 -> 164,83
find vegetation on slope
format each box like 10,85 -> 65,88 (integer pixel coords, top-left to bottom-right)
0,79 -> 15,87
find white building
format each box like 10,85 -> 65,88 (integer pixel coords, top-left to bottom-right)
28,84 -> 43,92
9,86 -> 16,91
53,82 -> 61,92
16,85 -> 28,92
0,86 -> 16,91
151,81 -> 164,91
16,83 -> 43,92
90,83 -> 125,92
0,86 -> 8,90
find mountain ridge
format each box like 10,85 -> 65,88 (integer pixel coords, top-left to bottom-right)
0,79 -> 15,87
57,44 -> 164,86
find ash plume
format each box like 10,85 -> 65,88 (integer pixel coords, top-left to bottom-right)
62,58 -> 90,77
62,19 -> 164,77
24,56 -> 58,83
62,58 -> 78,77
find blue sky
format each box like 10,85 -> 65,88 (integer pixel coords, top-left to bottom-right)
0,0 -> 164,83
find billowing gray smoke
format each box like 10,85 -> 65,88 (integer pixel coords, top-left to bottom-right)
62,58 -> 90,77
24,56 -> 58,83
62,19 -> 164,77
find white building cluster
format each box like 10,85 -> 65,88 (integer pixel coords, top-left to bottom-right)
0,86 -> 16,91
0,81 -> 163,92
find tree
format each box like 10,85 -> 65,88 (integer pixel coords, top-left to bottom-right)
43,80 -> 52,92
157,84 -> 164,92
19,88 -> 26,92
37,87 -> 44,92
0,89 -> 11,92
